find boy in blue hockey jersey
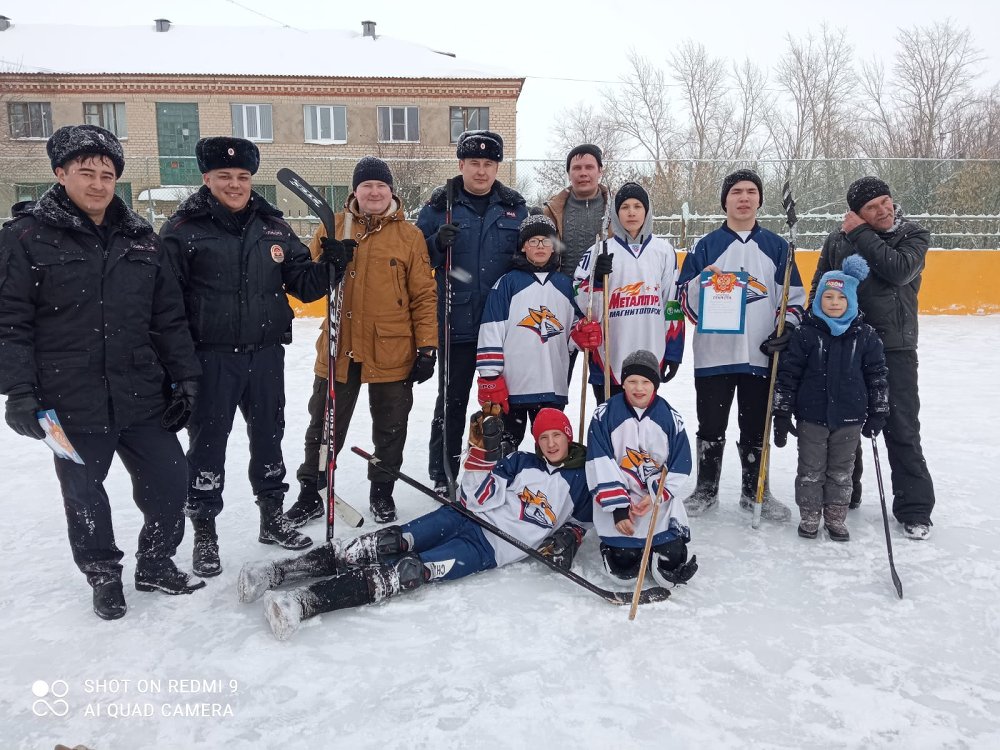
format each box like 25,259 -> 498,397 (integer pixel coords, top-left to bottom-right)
476,215 -> 602,447
772,256 -> 889,541
677,169 -> 805,522
586,350 -> 697,586
238,407 -> 592,639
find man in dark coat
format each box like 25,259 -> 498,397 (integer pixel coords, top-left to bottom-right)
0,124 -> 205,620
811,176 -> 936,540
160,136 -> 351,576
416,130 -> 528,493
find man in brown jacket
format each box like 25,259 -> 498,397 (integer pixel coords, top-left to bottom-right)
285,157 -> 438,525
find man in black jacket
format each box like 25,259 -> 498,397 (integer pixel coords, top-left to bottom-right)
811,177 -> 936,540
0,124 -> 205,620
160,136 -> 351,576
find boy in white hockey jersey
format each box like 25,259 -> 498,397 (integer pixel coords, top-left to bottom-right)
476,214 -> 602,447
238,406 -> 592,639
677,170 -> 805,522
586,350 -> 698,587
574,182 -> 685,403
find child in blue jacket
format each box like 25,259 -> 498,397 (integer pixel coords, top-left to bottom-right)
772,255 -> 889,541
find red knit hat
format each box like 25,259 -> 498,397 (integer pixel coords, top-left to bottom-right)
531,408 -> 573,442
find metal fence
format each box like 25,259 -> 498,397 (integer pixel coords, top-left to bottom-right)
3,156 -> 999,249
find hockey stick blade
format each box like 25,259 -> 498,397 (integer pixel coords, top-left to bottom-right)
277,168 -> 336,237
334,493 -> 364,529
350,447 -> 670,606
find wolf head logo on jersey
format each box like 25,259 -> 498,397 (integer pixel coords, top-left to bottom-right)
620,447 -> 661,491
745,275 -> 769,304
518,487 -> 557,529
517,306 -> 565,342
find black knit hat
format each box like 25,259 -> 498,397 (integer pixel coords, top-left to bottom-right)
456,130 -> 504,162
847,176 -> 891,214
720,169 -> 763,210
196,137 -> 260,175
565,143 -> 603,172
518,214 -> 558,249
621,349 -> 660,386
352,156 -> 393,190
47,124 -> 125,178
614,182 -> 650,215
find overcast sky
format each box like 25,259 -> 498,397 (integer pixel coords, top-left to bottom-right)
6,0 -> 999,158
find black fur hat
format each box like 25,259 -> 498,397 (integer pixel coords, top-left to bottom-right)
47,124 -> 125,177
196,137 -> 260,175
720,169 -> 763,210
847,176 -> 891,214
565,143 -> 603,172
456,130 -> 503,162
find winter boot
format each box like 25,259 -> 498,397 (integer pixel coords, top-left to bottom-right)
91,576 -> 127,620
191,518 -> 221,578
135,560 -> 207,595
284,481 -> 325,528
823,504 -> 850,542
737,443 -> 791,523
902,522 -> 931,541
682,438 -> 725,516
257,495 -> 313,550
339,526 -> 407,567
369,482 -> 397,524
797,508 -> 822,539
263,554 -> 426,641
237,543 -> 341,603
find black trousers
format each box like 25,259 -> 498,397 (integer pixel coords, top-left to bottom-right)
298,363 -> 414,490
429,341 -> 478,485
186,345 -> 288,519
55,411 -> 186,584
694,372 -> 770,447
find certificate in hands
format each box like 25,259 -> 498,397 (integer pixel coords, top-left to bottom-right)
697,270 -> 748,334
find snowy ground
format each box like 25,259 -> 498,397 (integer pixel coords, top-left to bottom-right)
2,316 -> 999,749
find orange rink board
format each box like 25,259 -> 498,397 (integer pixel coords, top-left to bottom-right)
289,249 -> 1000,318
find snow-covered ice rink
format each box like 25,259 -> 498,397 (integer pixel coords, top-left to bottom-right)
2,315 -> 998,749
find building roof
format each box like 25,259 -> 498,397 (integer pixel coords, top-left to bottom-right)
0,22 -> 520,80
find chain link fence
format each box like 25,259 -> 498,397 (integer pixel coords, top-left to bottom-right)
3,156 -> 999,249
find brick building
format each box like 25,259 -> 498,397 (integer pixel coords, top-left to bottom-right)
0,17 -> 524,225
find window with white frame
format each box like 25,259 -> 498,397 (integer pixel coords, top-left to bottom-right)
377,106 -> 419,143
304,105 -> 347,143
231,103 -> 273,142
83,102 -> 128,138
450,107 -> 489,143
7,102 -> 53,139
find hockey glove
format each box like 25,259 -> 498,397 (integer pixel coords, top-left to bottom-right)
760,325 -> 794,356
660,361 -> 680,383
4,386 -> 45,440
407,348 -> 437,384
862,413 -> 887,438
592,251 -> 613,288
477,375 -> 509,413
161,379 -> 199,433
538,524 -> 586,571
570,318 -> 603,351
466,403 -> 505,468
772,413 -> 797,448
435,223 -> 460,252
321,237 -> 357,285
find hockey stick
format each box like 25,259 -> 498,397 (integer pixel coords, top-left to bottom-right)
579,192 -> 612,438
440,178 -> 458,503
277,168 -> 363,536
871,436 -> 903,599
628,463 -> 670,620
680,201 -> 690,250
752,180 -> 797,530
350,446 -> 671,606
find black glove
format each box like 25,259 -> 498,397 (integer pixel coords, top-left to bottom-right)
660,361 -> 680,383
468,403 -> 505,460
538,524 -> 586,571
435,223 -> 460,252
772,413 -> 797,448
593,252 -> 613,281
862,413 -> 887,438
760,325 -> 794,356
161,379 -> 199,433
4,387 -> 45,440
321,237 -> 357,284
407,348 -> 436,385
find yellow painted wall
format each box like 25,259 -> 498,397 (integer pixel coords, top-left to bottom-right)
291,249 -> 1000,318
